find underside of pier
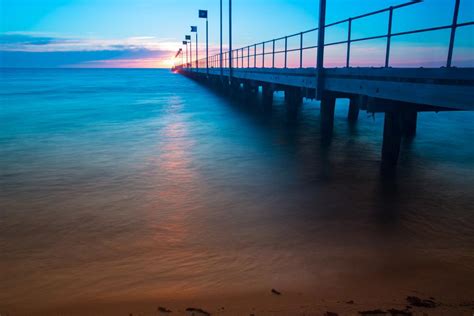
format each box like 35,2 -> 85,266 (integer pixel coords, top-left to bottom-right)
177,67 -> 474,167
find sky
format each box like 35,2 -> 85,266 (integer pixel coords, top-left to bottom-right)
0,0 -> 473,68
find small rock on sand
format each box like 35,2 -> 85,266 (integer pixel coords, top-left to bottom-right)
387,308 -> 412,316
325,312 -> 339,316
346,300 -> 355,304
406,296 -> 436,308
158,306 -> 172,313
185,307 -> 211,316
271,288 -> 281,295
358,310 -> 387,315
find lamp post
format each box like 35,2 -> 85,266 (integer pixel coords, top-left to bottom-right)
191,26 -> 198,69
182,41 -> 188,68
185,35 -> 192,68
316,0 -> 326,100
220,0 -> 223,79
175,48 -> 183,68
229,0 -> 232,83
199,10 -> 209,75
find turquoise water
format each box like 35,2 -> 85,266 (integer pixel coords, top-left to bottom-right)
1,68 -> 474,314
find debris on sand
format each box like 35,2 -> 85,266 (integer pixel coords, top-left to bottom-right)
271,288 -> 281,295
358,310 -> 387,315
325,312 -> 339,316
185,307 -> 211,316
387,308 -> 412,316
346,300 -> 355,304
406,296 -> 436,308
158,306 -> 172,313
460,301 -> 474,307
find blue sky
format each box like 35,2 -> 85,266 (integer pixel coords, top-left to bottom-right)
0,0 -> 473,68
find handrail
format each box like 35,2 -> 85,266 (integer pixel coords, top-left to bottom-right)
179,0 -> 472,70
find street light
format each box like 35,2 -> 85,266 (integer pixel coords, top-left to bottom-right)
220,0 -> 223,79
185,35 -> 192,68
199,9 -> 209,75
175,48 -> 183,68
182,41 -> 188,68
191,26 -> 198,69
182,40 -> 188,68
229,0 -> 232,83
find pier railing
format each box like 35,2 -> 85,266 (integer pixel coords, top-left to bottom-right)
179,0 -> 473,70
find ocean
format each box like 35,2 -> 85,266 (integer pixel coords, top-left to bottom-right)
1,68 -> 473,315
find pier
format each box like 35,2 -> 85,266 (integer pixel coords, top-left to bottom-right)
175,0 -> 474,166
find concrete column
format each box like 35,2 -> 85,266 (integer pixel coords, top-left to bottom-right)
320,94 -> 336,137
401,111 -> 417,138
229,80 -> 241,97
284,90 -> 290,103
285,87 -> 303,107
348,97 -> 360,122
219,78 -> 230,93
262,84 -> 274,108
242,82 -> 257,101
243,82 -> 252,94
382,111 -> 402,166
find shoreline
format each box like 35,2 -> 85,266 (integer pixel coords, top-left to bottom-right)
5,290 -> 474,316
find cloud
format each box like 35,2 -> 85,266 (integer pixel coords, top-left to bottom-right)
0,33 -> 63,46
0,32 -> 178,52
0,32 -> 179,68
0,50 -> 173,68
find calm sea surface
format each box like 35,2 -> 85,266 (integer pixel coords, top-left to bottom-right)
1,68 -> 473,314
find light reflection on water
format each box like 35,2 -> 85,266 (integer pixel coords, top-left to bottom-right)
0,68 -> 473,314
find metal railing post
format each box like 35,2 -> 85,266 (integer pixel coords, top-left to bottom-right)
247,46 -> 250,68
447,0 -> 460,67
284,36 -> 288,68
385,6 -> 393,67
300,32 -> 303,68
272,39 -> 275,68
254,44 -> 257,67
262,42 -> 265,68
241,47 -> 244,68
346,18 -> 352,67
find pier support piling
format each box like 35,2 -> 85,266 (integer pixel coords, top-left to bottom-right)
401,111 -> 417,138
320,94 -> 336,138
382,111 -> 402,166
285,87 -> 303,107
242,82 -> 258,102
348,97 -> 360,122
262,84 -> 274,108
230,80 -> 241,97
243,82 -> 252,94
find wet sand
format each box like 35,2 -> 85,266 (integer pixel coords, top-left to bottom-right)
11,290 -> 474,315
